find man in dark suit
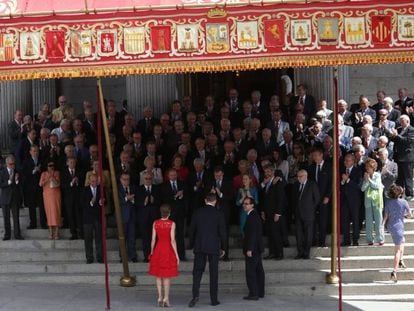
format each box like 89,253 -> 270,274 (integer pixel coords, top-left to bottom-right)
160,168 -> 188,261
0,155 -> 23,240
188,193 -> 227,308
295,169 -> 320,259
82,173 -> 103,264
395,87 -> 413,113
206,166 -> 233,261
308,147 -> 332,247
260,164 -> 287,260
290,84 -> 316,118
137,106 -> 159,138
387,115 -> 414,199
340,153 -> 362,246
119,172 -> 138,262
8,110 -> 24,155
256,128 -> 278,159
16,129 -> 38,169
136,172 -> 160,262
61,157 -> 83,240
242,196 -> 265,300
351,96 -> 377,131
22,145 -> 46,229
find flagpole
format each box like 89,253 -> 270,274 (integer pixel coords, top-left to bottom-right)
326,66 -> 340,286
97,77 -> 136,287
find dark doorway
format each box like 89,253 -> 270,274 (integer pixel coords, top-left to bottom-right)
189,68 -> 294,110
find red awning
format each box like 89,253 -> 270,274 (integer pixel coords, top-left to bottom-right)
0,0 -> 412,80
1,0 -> 367,17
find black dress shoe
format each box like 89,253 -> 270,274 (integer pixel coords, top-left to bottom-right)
294,255 -> 303,259
259,295 -> 265,298
2,236 -> 10,241
86,259 -> 93,264
97,259 -> 104,264
41,226 -> 48,229
180,257 -> 188,262
143,258 -> 149,263
15,235 -> 24,240
264,254 -> 276,260
341,242 -> 350,247
302,255 -> 310,260
221,256 -> 230,262
188,297 -> 199,308
243,296 -> 259,300
352,241 -> 359,246
69,235 -> 78,240
27,225 -> 36,230
275,256 -> 284,261
211,301 -> 220,306
131,258 -> 138,263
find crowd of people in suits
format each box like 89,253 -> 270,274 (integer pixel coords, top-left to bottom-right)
1,84 -> 414,297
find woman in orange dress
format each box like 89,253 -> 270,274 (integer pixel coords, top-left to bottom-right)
39,162 -> 61,240
149,204 -> 179,307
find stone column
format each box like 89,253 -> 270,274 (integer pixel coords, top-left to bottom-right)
126,74 -> 180,118
0,80 -> 32,150
293,65 -> 350,109
32,79 -> 56,114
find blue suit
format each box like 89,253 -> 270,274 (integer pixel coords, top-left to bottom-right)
119,184 -> 138,260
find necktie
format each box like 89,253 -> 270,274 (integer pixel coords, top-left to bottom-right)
275,121 -> 280,139
70,169 -> 74,178
92,187 -> 96,202
172,182 -> 177,193
316,164 -> 320,182
216,180 -> 221,189
146,186 -> 151,195
299,97 -> 304,106
197,172 -> 201,182
346,168 -> 350,175
265,181 -> 271,193
125,187 -> 129,195
299,183 -> 304,199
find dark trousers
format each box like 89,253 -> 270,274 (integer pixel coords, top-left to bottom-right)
296,218 -> 314,257
265,217 -> 283,257
137,207 -> 155,260
340,197 -> 360,244
171,214 -> 186,260
2,202 -> 21,238
315,202 -> 329,245
63,193 -> 82,237
192,252 -> 219,303
84,221 -> 103,261
397,161 -> 413,196
245,253 -> 265,297
27,195 -> 47,228
123,220 -> 137,260
218,205 -> 230,257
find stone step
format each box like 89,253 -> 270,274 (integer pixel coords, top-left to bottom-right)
1,242 -> 413,260
1,272 -> 413,296
1,256 -> 412,274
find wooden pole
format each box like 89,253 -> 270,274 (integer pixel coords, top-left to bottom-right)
326,66 -> 339,285
97,77 -> 136,287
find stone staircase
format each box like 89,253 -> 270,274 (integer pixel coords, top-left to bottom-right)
1,208 -> 414,297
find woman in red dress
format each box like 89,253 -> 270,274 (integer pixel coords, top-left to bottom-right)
149,204 -> 179,307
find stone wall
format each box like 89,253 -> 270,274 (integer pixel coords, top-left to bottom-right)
348,63 -> 414,105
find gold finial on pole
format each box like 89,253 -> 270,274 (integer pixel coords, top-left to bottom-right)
97,78 -> 136,287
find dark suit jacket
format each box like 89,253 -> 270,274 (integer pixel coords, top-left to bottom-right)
190,204 -> 227,255
290,95 -> 316,117
294,180 -> 320,222
259,178 -> 287,218
205,178 -> 233,212
136,184 -> 161,218
188,170 -> 213,207
0,168 -> 22,206
160,180 -> 188,219
308,161 -> 332,201
82,186 -> 103,225
340,166 -> 362,204
243,209 -> 264,255
8,120 -> 22,153
22,157 -> 42,205
391,125 -> 414,162
60,166 -> 83,195
118,184 -> 138,223
16,137 -> 37,169
255,138 -> 278,158
137,117 -> 159,137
